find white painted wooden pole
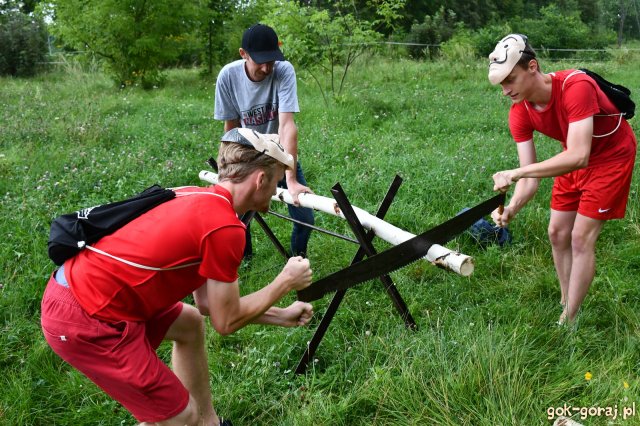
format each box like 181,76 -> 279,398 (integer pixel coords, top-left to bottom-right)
199,170 -> 475,276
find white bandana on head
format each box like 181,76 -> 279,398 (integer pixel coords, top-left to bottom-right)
221,127 -> 295,170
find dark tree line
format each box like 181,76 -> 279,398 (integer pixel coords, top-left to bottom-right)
2,0 -> 638,81
303,0 -> 639,39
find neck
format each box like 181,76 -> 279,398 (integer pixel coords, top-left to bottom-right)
526,72 -> 552,108
217,180 -> 252,215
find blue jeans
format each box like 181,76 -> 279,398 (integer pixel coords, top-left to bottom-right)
244,161 -> 315,258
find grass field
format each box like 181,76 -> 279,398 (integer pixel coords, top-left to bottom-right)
1,53 -> 640,425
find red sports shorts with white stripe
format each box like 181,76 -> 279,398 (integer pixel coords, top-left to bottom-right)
551,155 -> 635,220
40,273 -> 189,423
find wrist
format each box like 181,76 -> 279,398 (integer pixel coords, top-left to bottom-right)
506,199 -> 522,215
256,307 -> 286,326
274,271 -> 296,294
512,169 -> 523,182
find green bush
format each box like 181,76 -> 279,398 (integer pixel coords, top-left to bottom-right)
468,23 -> 513,58
405,6 -> 459,59
0,11 -> 48,77
610,46 -> 640,65
511,4 -> 615,59
439,29 -> 477,62
434,3 -> 617,64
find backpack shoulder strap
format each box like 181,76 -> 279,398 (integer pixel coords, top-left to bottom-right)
561,69 -> 585,92
86,189 -> 232,270
560,69 -> 623,138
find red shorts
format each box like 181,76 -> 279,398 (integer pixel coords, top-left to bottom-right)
551,157 -> 635,220
40,273 -> 189,422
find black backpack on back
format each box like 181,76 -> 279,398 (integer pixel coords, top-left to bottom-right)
580,68 -> 635,120
48,185 -> 176,265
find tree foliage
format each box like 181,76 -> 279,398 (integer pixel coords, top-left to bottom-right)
204,0 -> 267,70
47,0 -> 207,88
16,0 -> 637,86
0,8 -> 48,77
516,3 -> 614,49
264,0 -> 400,103
0,0 -> 40,14
405,6 -> 460,59
403,0 -> 619,61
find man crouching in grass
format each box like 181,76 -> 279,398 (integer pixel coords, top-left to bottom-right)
41,128 -> 313,425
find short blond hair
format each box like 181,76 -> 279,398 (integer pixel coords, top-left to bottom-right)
217,142 -> 280,183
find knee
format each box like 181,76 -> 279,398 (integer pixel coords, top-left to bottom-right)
548,224 -> 570,247
178,305 -> 206,344
571,231 -> 596,255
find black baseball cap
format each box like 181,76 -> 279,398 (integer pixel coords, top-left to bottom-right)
241,24 -> 285,64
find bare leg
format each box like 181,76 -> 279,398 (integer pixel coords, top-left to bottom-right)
138,396 -> 199,426
548,210 -> 577,309
564,214 -> 604,322
155,304 -> 218,426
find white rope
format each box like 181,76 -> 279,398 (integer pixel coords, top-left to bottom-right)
85,244 -> 200,271
171,186 -> 232,205
175,191 -> 231,205
591,112 -> 623,138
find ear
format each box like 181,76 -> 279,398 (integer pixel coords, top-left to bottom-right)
239,48 -> 248,60
255,170 -> 267,189
527,59 -> 539,73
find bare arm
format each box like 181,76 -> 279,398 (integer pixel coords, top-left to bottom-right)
493,116 -> 593,187
491,139 -> 539,226
193,284 -> 210,315
254,302 -> 314,327
279,112 -> 312,204
491,117 -> 593,226
205,257 -> 312,335
224,119 -> 241,132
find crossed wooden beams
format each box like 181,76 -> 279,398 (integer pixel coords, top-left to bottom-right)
245,175 -> 417,374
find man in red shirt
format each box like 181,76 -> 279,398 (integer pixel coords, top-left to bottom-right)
41,128 -> 314,425
488,34 -> 636,326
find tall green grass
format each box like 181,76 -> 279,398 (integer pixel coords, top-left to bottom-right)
1,56 -> 639,425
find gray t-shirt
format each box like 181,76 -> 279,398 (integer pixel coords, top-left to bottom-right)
214,59 -> 300,134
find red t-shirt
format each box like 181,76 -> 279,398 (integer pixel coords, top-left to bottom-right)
66,185 -> 245,322
509,69 -> 636,167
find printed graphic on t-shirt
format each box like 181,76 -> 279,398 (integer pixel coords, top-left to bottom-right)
242,103 -> 278,127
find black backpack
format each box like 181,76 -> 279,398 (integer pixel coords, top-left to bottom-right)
47,185 -> 176,265
580,68 -> 635,120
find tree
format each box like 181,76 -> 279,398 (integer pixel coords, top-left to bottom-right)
0,7 -> 48,77
1,0 -> 41,14
405,6 -> 459,59
301,0 -> 406,35
386,0 -> 638,43
203,0 -> 267,71
612,0 -> 640,45
264,0 -> 401,104
47,0 -> 207,88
